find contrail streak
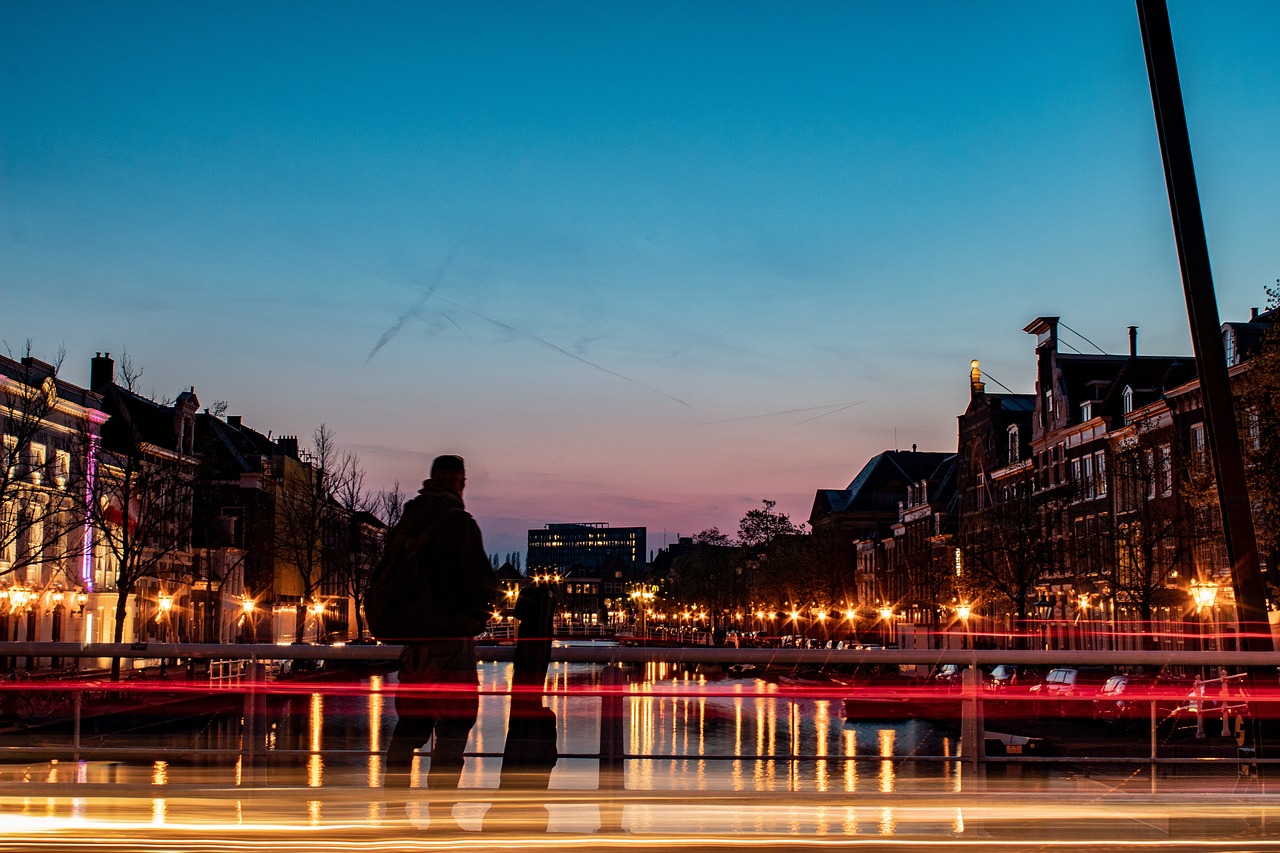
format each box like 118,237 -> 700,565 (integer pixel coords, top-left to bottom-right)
365,255 -> 455,361
705,400 -> 866,426
788,399 -> 867,426
426,290 -> 698,411
321,248 -> 697,411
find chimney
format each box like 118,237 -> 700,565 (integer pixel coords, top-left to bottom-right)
90,352 -> 114,392
275,435 -> 299,458
227,416 -> 242,430
1252,307 -> 1259,320
1128,326 -> 1138,357
969,359 -> 985,396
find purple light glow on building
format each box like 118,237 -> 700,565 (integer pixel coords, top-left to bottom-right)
80,432 -> 97,592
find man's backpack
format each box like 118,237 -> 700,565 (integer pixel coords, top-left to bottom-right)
363,507 -> 462,641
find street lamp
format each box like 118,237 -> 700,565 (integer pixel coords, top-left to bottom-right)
1191,580 -> 1219,663
630,588 -> 655,642
1033,598 -> 1054,651
955,603 -> 972,650
788,609 -> 802,646
242,596 -> 257,643
157,592 -> 174,676
878,605 -> 895,646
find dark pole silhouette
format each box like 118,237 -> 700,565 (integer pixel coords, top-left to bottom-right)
1135,0 -> 1272,654
494,582 -> 559,831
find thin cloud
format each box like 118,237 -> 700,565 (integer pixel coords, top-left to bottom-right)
705,399 -> 866,426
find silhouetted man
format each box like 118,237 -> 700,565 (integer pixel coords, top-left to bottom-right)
383,455 -> 499,818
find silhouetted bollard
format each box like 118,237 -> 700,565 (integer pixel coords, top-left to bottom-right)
599,664 -> 627,832
960,664 -> 984,788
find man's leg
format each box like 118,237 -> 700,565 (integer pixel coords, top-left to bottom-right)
424,682 -> 479,790
386,689 -> 437,794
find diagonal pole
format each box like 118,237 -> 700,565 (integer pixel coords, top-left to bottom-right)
1135,0 -> 1272,654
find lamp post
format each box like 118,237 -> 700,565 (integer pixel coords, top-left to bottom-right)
630,588 -> 654,644
1077,594 -> 1091,651
878,605 -> 895,647
242,597 -> 257,643
157,592 -> 174,676
955,603 -> 972,650
1191,580 -> 1219,677
309,599 -> 326,643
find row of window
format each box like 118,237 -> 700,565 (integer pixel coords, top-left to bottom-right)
1,437 -> 74,488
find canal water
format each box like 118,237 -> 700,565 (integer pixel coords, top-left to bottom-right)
1,649 -> 963,797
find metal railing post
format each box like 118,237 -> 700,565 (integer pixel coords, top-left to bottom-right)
73,690 -> 83,761
241,658 -> 264,785
600,664 -> 626,789
960,664 -> 984,786
599,664 -> 627,832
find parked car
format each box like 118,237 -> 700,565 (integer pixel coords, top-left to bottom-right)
1092,674 -> 1189,730
933,664 -> 963,687
1029,666 -> 1112,718
986,664 -> 1039,691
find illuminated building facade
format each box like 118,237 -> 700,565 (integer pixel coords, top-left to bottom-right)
526,523 -> 646,575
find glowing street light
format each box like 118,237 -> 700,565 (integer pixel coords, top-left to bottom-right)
242,596 -> 257,643
1191,579 -> 1220,662
1191,580 -> 1219,611
955,602 -> 973,650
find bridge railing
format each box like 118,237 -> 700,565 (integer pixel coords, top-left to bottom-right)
1,641 -> 1276,779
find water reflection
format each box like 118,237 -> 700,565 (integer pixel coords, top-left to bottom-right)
0,657 -> 959,798
623,664 -> 952,793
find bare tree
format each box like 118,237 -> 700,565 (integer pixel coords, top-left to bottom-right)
957,479 -> 1064,644
83,417 -> 197,678
1097,426 -> 1195,647
1,344 -> 88,596
1237,283 -> 1280,586
273,424 -> 352,641
378,480 -> 406,530
330,452 -> 384,640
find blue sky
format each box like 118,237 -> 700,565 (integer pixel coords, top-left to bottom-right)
3,1 -> 1278,559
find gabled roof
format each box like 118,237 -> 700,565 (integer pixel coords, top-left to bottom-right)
495,563 -> 523,581
98,384 -> 196,457
1054,353 -> 1195,423
811,450 -> 955,523
196,413 -> 289,475
989,394 -> 1035,413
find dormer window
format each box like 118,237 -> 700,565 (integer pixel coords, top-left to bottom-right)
1007,425 -> 1020,464
1080,401 -> 1093,421
1122,385 -> 1134,416
1224,329 -> 1237,366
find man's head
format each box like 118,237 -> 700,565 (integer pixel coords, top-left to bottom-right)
430,454 -> 466,496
